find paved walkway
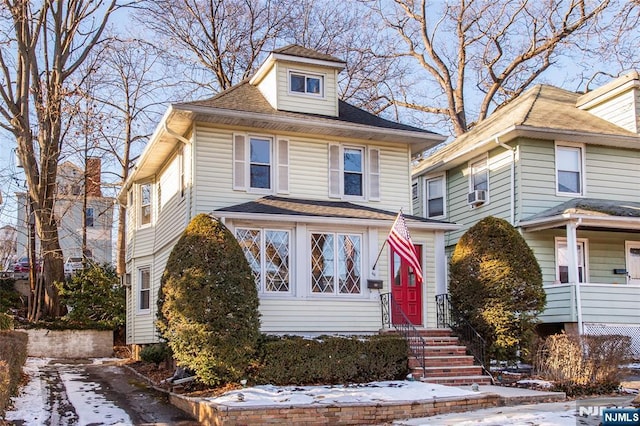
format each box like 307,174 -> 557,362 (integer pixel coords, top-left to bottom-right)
5,358 -> 199,426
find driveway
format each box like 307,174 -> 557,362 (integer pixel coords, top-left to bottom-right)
5,358 -> 199,426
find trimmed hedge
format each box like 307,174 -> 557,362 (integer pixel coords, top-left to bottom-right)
0,331 -> 28,416
253,335 -> 408,385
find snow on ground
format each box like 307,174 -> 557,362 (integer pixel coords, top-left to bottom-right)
5,357 -> 132,426
516,379 -> 553,388
394,401 -> 579,426
209,381 -> 476,406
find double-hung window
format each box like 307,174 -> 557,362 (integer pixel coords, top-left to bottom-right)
426,176 -> 445,218
236,228 -> 290,293
290,71 -> 323,96
85,207 -> 94,227
470,158 -> 488,192
556,238 -> 587,283
556,144 -> 584,195
233,134 -> 289,194
310,233 -> 361,295
329,145 -> 380,200
138,268 -> 150,312
249,137 -> 271,190
140,183 -> 152,226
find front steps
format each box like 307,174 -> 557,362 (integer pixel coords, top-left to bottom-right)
399,328 -> 492,386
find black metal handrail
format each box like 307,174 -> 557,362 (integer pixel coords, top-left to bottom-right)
436,293 -> 492,379
380,292 -> 426,378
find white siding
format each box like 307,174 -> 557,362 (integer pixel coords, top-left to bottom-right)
584,89 -> 639,133
255,63 -> 278,109
276,62 -> 338,116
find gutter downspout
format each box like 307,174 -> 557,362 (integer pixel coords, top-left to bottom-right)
495,138 -> 516,225
163,123 -> 193,228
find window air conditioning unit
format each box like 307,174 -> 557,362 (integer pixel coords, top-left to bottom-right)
468,189 -> 487,206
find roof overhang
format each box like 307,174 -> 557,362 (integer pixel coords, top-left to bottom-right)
173,103 -> 445,155
519,213 -> 640,232
210,210 -> 460,231
414,125 -> 640,176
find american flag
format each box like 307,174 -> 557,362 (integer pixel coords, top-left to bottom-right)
387,211 -> 423,284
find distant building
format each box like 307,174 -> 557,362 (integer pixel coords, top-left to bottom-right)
0,225 -> 17,271
15,157 -> 114,265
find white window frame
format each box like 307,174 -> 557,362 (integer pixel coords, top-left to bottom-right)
468,155 -> 489,206
342,146 -> 365,199
309,231 -> 364,297
288,69 -> 325,98
139,183 -> 152,227
248,135 -> 274,192
555,237 -> 589,284
555,142 -> 586,197
235,227 -> 292,295
138,267 -> 151,313
85,207 -> 95,228
424,174 -> 446,219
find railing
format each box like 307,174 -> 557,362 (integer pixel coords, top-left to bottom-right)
380,292 -> 426,378
435,293 -> 491,378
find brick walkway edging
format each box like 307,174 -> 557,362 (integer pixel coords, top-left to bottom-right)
168,392 -> 501,425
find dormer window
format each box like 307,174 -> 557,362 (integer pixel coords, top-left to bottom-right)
289,71 -> 323,96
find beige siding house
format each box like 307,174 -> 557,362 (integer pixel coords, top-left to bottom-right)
121,46 -> 455,346
413,72 -> 640,357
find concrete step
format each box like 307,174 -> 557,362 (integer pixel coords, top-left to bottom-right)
408,355 -> 476,368
419,375 -> 493,386
413,365 -> 484,378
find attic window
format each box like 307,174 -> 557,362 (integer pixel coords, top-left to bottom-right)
289,71 -> 323,96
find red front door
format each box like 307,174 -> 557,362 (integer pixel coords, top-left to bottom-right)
390,245 -> 422,325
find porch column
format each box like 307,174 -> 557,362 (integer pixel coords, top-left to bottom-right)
566,221 -> 583,334
434,231 -> 447,296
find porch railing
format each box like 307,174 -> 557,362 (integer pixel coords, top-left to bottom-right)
380,292 -> 426,378
435,293 -> 491,378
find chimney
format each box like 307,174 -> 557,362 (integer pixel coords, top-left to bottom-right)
86,157 -> 102,197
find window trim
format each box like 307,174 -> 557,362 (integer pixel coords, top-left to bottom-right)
248,135 -> 274,192
555,141 -> 586,197
309,231 -> 364,297
139,183 -> 152,228
555,237 -> 589,284
342,146 -> 365,199
288,69 -> 325,98
85,207 -> 95,228
235,227 -> 292,295
467,155 -> 489,207
329,144 -> 379,201
424,174 -> 446,219
137,267 -> 151,314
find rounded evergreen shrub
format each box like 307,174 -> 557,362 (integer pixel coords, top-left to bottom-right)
140,343 -> 172,368
449,216 -> 545,362
157,214 -> 260,386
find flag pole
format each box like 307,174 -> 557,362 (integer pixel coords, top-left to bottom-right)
372,210 -> 402,271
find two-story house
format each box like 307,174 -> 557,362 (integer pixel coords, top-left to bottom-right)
412,72 -> 640,357
15,158 -> 114,266
120,46 -> 462,349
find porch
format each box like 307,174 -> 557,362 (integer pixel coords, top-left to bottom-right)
541,282 -> 640,357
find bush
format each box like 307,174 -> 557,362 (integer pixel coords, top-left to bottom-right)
157,214 -> 260,387
55,263 -> 125,329
253,334 -> 408,385
0,278 -> 23,313
449,216 -> 545,362
140,343 -> 172,368
0,331 -> 28,416
534,332 -> 632,396
0,313 -> 13,330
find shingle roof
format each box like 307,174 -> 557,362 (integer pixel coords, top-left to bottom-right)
415,84 -> 639,173
177,80 -> 436,134
215,195 -> 448,225
272,44 -> 345,64
525,198 -> 640,221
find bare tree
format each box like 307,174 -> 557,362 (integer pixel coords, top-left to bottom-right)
370,0 -> 615,136
138,0 -> 292,95
0,0 -> 120,318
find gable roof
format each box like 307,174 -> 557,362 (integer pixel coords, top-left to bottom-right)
214,196 -> 459,230
414,84 -> 640,176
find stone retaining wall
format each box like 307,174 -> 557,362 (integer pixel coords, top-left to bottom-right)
169,393 -> 500,425
25,329 -> 113,358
